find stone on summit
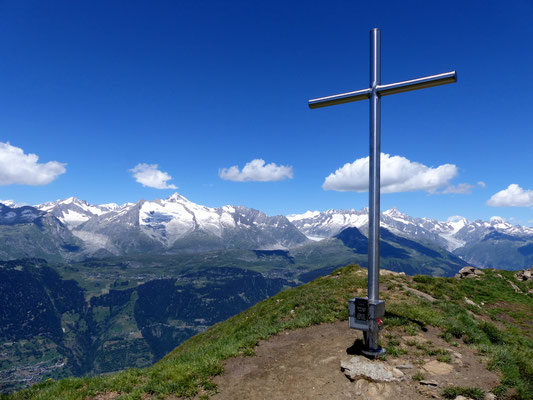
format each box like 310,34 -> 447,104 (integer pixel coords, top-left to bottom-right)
340,356 -> 404,382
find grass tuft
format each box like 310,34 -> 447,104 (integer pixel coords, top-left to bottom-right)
412,371 -> 425,381
442,385 -> 485,399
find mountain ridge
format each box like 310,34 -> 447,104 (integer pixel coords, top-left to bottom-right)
2,193 -> 533,269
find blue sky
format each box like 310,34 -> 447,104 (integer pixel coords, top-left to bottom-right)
1,1 -> 533,224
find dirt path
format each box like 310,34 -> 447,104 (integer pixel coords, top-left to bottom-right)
208,321 -> 499,400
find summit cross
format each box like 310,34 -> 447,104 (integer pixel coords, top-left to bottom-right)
308,28 -> 457,356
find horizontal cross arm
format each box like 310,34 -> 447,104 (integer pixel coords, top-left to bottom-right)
376,71 -> 457,96
308,88 -> 372,109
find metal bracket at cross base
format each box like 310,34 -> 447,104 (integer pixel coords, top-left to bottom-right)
308,28 -> 456,357
349,298 -> 385,356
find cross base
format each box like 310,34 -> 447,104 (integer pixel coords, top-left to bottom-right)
361,343 -> 387,358
349,297 -> 385,357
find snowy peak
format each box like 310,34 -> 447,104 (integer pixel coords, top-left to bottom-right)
69,194 -> 308,255
35,197 -> 122,229
445,216 -> 469,234
286,210 -> 321,222
488,216 -> 512,230
287,208 -> 368,239
383,207 -> 405,218
138,196 -> 304,248
0,200 -> 23,208
165,192 -> 191,203
287,207 -> 533,252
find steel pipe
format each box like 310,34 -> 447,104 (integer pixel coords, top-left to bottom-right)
377,71 -> 457,96
308,88 -> 371,109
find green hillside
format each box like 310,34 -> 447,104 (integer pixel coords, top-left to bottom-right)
4,265 -> 533,400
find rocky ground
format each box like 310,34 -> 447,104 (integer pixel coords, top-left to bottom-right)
207,321 -> 499,400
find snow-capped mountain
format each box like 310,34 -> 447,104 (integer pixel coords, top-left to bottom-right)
287,207 -> 448,247
69,193 -> 308,255
288,207 -> 533,253
3,195 -> 533,270
35,197 -> 122,228
286,208 -> 369,240
0,199 -> 23,208
452,216 -> 533,243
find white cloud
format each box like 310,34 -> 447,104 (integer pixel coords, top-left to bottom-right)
322,153 -> 458,193
441,183 -> 475,194
130,163 -> 177,189
218,159 -> 293,182
487,184 -> 533,207
0,141 -> 66,185
447,215 -> 465,222
438,180 -> 485,194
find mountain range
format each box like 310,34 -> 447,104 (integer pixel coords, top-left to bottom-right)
2,193 -> 533,391
2,193 -> 533,270
288,207 -> 533,269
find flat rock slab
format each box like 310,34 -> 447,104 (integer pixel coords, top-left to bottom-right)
340,356 -> 404,382
422,360 -> 454,375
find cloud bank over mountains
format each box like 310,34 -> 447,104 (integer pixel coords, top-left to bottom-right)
322,153 -> 460,193
219,159 -> 293,182
0,142 -> 66,186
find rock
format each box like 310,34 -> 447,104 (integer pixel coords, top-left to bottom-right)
459,266 -> 476,274
419,379 -> 438,386
485,393 -> 497,400
515,267 -> 533,281
507,280 -> 522,293
418,386 -> 439,398
453,357 -> 464,366
464,297 -> 481,308
454,396 -> 472,400
422,360 -> 454,375
340,356 -> 404,382
457,266 -> 485,279
354,379 -> 394,400
400,284 -> 436,302
396,363 -> 414,370
381,269 -> 406,276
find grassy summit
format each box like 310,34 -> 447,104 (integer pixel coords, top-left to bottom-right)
5,265 -> 533,400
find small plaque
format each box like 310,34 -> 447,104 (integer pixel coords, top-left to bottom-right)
355,298 -> 368,321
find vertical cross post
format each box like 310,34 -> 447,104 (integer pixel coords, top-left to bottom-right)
367,27 -> 382,355
308,28 -> 456,357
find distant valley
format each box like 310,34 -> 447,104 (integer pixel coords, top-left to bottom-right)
0,258 -> 288,392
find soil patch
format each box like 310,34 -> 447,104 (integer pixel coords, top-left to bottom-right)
209,321 -> 499,400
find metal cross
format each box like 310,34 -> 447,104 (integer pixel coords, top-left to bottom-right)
308,28 -> 456,356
